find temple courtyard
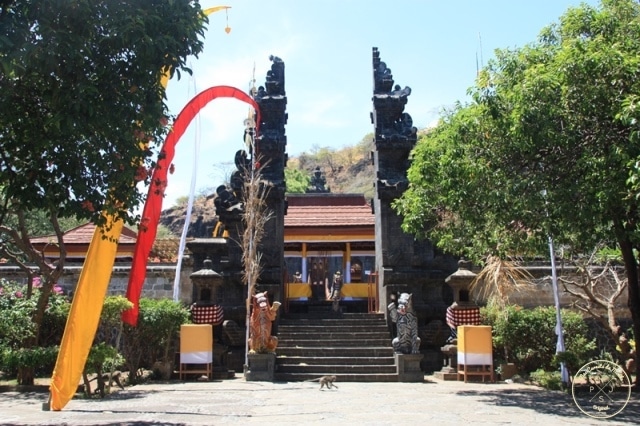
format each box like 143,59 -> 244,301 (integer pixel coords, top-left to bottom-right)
0,376 -> 638,425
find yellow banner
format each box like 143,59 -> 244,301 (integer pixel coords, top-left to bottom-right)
49,218 -> 124,410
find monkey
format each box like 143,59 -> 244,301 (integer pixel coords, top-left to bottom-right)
88,370 -> 125,394
305,375 -> 338,390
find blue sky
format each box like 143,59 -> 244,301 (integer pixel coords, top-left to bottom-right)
161,0 -> 599,207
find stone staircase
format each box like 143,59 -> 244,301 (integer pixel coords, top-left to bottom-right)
274,311 -> 399,382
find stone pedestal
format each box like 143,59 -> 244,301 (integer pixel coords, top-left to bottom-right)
395,353 -> 424,382
433,343 -> 458,381
498,362 -> 517,380
211,345 -> 235,380
245,353 -> 276,381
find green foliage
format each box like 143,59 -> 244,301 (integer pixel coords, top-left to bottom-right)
0,0 -> 207,227
86,342 -> 124,376
395,0 -> 640,260
0,278 -> 69,349
0,1 -> 206,383
2,209 -> 85,238
0,345 -> 59,378
529,369 -> 564,391
286,137 -> 375,198
0,279 -> 39,347
285,167 -> 310,194
394,0 -> 640,381
482,305 -> 596,374
0,278 -> 70,381
121,298 -> 190,383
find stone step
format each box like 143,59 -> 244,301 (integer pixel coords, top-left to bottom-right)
274,372 -> 399,382
278,326 -> 388,335
280,318 -> 386,325
278,338 -> 390,347
278,331 -> 391,345
276,363 -> 397,374
275,356 -> 395,366
277,346 -> 394,357
274,312 -> 399,382
281,312 -> 385,321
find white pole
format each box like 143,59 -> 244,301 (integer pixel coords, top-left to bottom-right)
548,235 -> 569,385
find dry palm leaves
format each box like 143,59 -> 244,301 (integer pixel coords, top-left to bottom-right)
471,255 -> 533,306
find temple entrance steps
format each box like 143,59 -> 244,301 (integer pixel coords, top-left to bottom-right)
275,312 -> 399,382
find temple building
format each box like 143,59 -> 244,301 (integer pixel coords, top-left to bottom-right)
283,192 -> 376,307
29,222 -> 138,263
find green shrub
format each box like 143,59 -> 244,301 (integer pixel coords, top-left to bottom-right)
0,278 -> 70,349
482,305 -> 596,374
0,345 -> 59,377
121,298 -> 190,383
530,369 -> 564,391
0,278 -> 69,380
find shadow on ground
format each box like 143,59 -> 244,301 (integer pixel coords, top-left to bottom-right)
456,387 -> 639,423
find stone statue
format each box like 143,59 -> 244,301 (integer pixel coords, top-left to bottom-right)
308,166 -> 329,193
248,291 -> 281,354
214,184 -> 242,213
329,271 -> 343,312
388,293 -> 421,354
265,54 -> 285,96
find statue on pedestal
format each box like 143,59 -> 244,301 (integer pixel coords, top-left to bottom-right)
248,291 -> 281,354
388,293 -> 421,354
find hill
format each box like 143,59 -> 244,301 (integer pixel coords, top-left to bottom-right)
160,134 -> 376,237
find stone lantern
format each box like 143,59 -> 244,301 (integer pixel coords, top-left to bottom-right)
188,257 -> 232,379
444,259 -> 476,305
435,259 -> 481,380
190,257 -> 223,304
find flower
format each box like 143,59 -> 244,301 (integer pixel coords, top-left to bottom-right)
81,200 -> 95,212
31,276 -> 42,288
134,166 -> 148,182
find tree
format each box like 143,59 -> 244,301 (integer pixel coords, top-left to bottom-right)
394,0 -> 640,386
0,0 -> 207,383
284,167 -> 310,194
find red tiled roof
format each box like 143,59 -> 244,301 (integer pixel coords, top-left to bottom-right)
285,194 -> 374,228
30,222 -> 137,245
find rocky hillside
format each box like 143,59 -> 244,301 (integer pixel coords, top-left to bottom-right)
159,135 -> 376,237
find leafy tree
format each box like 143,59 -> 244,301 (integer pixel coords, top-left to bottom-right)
394,0 -> 640,385
0,0 -> 207,383
285,167 -> 310,194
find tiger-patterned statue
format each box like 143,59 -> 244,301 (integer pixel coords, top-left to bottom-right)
388,292 -> 420,354
248,291 -> 281,354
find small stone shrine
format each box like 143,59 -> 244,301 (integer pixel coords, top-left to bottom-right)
188,258 -> 231,378
434,260 -> 482,380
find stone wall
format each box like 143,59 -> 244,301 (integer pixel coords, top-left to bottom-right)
0,262 -> 194,304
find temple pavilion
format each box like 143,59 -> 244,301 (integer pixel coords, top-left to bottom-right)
283,192 -> 376,307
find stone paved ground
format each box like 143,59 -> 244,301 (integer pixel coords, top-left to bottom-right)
0,375 -> 638,425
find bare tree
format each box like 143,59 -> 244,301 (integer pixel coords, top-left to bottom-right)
240,153 -> 273,368
559,250 -> 635,374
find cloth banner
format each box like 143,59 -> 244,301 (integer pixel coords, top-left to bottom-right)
122,86 -> 260,326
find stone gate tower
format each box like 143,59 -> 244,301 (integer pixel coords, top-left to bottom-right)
252,55 -> 288,301
370,47 -> 457,370
213,56 -> 287,300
